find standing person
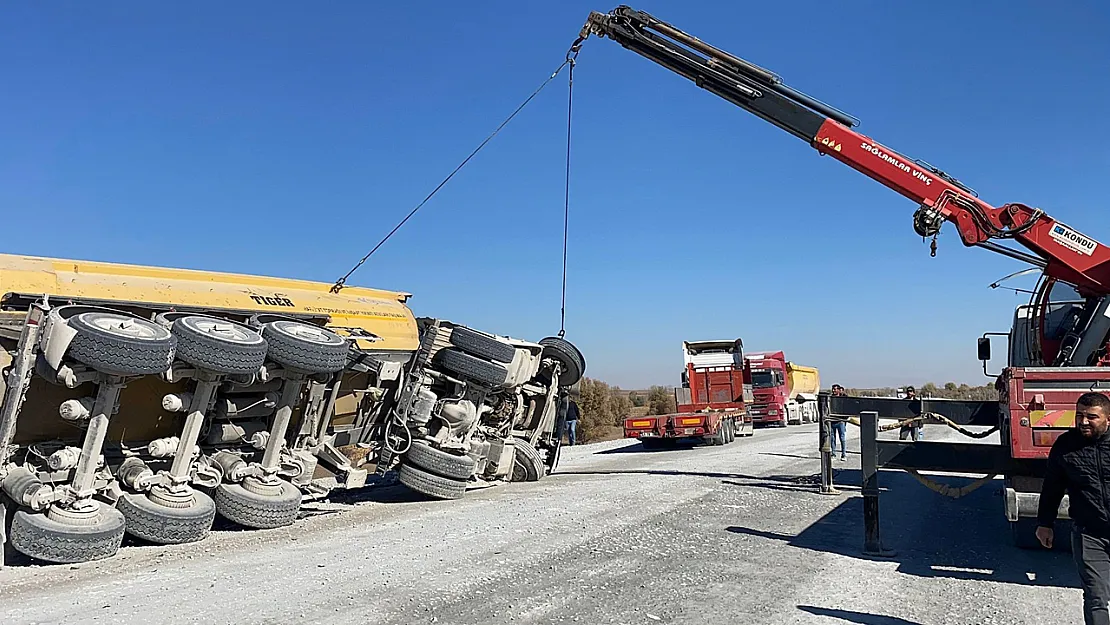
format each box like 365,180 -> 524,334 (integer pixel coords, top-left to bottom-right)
900,386 -> 923,442
1037,392 -> 1110,625
829,384 -> 848,461
563,397 -> 580,446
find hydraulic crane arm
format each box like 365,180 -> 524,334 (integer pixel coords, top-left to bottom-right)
579,6 -> 1110,296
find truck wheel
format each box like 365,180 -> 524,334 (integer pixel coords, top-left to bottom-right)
116,489 -> 217,545
9,502 -> 126,564
405,441 -> 476,480
641,438 -> 663,450
511,440 -> 545,482
449,326 -> 517,364
398,463 -> 466,500
538,337 -> 585,387
262,320 -> 349,375
171,315 -> 268,375
214,478 -> 302,529
437,349 -> 510,386
67,311 -> 177,376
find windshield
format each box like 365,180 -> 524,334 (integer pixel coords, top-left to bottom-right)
751,370 -> 778,388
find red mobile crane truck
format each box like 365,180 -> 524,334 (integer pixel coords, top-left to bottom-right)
624,339 -> 755,449
578,6 -> 1110,546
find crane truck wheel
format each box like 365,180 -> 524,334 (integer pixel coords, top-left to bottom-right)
449,326 -> 517,364
397,463 -> 467,500
9,501 -> 126,564
116,489 -> 217,545
66,311 -> 177,376
214,478 -> 302,530
170,315 -> 268,375
511,440 -> 545,482
261,320 -> 349,375
404,441 -> 476,480
538,337 -> 585,387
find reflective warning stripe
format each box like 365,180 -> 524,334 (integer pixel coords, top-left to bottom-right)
1031,409 -> 1075,427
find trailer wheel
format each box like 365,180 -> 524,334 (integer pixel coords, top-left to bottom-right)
641,438 -> 664,450
214,479 -> 302,529
437,349 -> 510,387
511,440 -> 545,482
9,502 -> 126,564
405,441 -> 476,480
449,326 -> 517,364
398,463 -> 466,500
117,489 -> 216,545
538,337 -> 585,387
67,311 -> 176,376
262,320 -> 349,375
169,315 -> 267,375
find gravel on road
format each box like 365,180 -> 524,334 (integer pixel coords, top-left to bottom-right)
0,422 -> 1085,625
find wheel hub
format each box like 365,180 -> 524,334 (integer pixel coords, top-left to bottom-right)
242,475 -> 284,497
148,485 -> 197,509
47,500 -> 102,526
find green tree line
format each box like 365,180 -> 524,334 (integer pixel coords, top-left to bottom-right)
575,379 -> 677,442
844,382 -> 998,401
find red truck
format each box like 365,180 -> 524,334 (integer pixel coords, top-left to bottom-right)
579,5 -> 1109,547
745,351 -> 821,427
624,339 -> 755,449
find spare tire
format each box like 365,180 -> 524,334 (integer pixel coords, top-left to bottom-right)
67,311 -> 176,376
539,337 -> 585,387
262,320 -> 349,374
449,326 -> 516,364
437,349 -> 510,387
172,315 -> 268,375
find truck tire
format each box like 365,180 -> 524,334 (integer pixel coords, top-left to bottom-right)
9,502 -> 126,564
171,315 -> 268,375
67,311 -> 176,376
405,441 -> 476,480
511,440 -> 545,482
262,320 -> 349,375
398,463 -> 466,500
117,490 -> 217,545
641,438 -> 664,450
538,337 -> 585,387
725,420 -> 735,443
437,349 -> 510,386
449,326 -> 516,364
214,479 -> 302,529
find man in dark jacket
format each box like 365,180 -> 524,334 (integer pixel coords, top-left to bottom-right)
1037,391 -> 1110,625
563,398 -> 580,446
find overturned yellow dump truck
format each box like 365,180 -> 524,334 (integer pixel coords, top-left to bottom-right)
0,253 -> 583,564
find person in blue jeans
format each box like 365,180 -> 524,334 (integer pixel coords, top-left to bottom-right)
563,398 -> 580,446
829,384 -> 848,460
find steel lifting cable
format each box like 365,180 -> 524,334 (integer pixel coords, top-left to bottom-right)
330,50 -> 581,294
558,46 -> 579,338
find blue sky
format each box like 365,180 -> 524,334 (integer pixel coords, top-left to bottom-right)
2,2 -> 1108,389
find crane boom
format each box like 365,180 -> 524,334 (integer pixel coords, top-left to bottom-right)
579,6 -> 1110,296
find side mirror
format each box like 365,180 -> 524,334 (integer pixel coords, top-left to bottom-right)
977,337 -> 992,361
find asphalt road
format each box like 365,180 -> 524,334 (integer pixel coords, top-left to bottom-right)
0,422 -> 1086,625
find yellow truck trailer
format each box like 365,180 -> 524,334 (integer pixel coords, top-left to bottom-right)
0,253 -> 583,564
